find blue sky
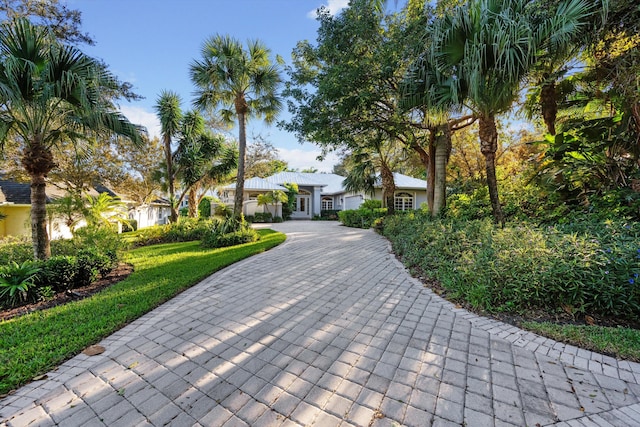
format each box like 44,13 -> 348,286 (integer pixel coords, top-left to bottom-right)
69,0 -> 360,172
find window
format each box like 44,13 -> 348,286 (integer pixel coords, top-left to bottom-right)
322,197 -> 333,210
394,192 -> 414,211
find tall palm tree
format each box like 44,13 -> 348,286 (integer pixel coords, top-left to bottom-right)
190,34 -> 282,218
414,0 -> 593,224
0,19 -> 142,259
154,90 -> 182,223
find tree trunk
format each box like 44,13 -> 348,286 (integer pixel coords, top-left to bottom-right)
410,139 -> 431,212
478,115 -> 504,226
164,134 -> 178,223
540,79 -> 557,136
30,173 -> 51,260
427,132 -> 436,213
380,163 -> 396,215
188,186 -> 198,218
432,125 -> 450,217
234,106 -> 247,218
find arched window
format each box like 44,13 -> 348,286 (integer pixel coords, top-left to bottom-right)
394,192 -> 414,211
321,197 -> 333,210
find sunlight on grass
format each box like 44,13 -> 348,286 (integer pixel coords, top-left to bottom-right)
522,321 -> 640,362
0,229 -> 285,395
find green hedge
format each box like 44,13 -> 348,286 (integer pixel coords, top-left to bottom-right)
383,213 -> 640,319
338,207 -> 387,229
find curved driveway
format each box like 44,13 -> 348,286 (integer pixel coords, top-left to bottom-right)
2,221 -> 640,426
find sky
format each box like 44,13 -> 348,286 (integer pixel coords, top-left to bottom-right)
67,0 -> 360,172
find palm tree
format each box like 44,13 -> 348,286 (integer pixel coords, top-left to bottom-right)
0,19 -> 142,259
413,0 -> 593,224
190,34 -> 282,218
154,90 -> 182,223
173,110 -> 237,217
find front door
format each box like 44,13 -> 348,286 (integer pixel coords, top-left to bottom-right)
292,195 -> 311,219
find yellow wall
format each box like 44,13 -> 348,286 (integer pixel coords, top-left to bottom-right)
0,206 -> 31,238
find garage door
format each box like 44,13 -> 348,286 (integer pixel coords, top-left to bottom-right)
344,195 -> 363,210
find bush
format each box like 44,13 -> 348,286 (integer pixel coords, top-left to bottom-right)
272,216 -> 284,223
0,236 -> 34,265
338,207 -> 387,229
122,219 -> 138,233
361,199 -> 382,210
201,216 -> 259,249
245,215 -> 255,223
383,214 -> 640,319
199,197 -> 216,218
214,203 -> 233,218
253,212 -> 273,223
75,248 -> 112,288
123,218 -> 220,247
40,255 -> 77,292
317,210 -> 340,220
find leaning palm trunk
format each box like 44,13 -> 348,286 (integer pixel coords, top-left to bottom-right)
165,138 -> 178,223
234,104 -> 248,218
432,125 -> 450,217
478,115 -> 504,226
380,164 -> 396,215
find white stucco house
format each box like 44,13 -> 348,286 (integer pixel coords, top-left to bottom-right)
221,172 -> 428,219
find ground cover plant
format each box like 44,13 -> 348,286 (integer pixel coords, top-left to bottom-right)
381,211 -> 640,360
0,229 -> 285,395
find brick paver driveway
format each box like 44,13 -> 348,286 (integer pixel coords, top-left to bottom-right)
2,221 -> 640,426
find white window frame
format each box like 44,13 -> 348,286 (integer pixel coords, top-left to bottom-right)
321,197 -> 333,210
394,192 -> 414,211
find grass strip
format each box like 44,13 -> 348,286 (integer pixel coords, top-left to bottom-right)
522,321 -> 640,362
0,229 -> 285,395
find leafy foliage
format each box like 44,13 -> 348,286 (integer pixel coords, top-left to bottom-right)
201,216 -> 258,249
338,207 -> 387,229
0,261 -> 41,307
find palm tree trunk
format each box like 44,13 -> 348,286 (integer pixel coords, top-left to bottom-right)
410,139 -> 432,212
540,79 -> 557,135
30,173 -> 51,260
432,125 -> 450,217
234,110 -> 247,218
380,163 -> 396,215
478,115 -> 504,226
427,132 -> 436,213
164,135 -> 178,223
188,186 -> 198,218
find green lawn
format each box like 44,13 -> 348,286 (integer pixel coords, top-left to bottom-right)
0,229 -> 285,396
522,321 -> 640,362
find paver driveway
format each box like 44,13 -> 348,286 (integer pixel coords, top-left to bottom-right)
2,221 -> 640,426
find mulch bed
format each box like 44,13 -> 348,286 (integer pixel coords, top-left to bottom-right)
0,263 -> 134,322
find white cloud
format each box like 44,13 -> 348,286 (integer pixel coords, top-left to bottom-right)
277,147 -> 340,173
307,0 -> 350,19
119,105 -> 160,140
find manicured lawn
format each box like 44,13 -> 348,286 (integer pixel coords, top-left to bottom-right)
522,321 -> 640,362
0,229 -> 285,396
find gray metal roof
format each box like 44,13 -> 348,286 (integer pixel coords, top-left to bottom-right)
223,177 -> 288,191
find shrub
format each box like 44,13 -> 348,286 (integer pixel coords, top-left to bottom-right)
361,199 -> 382,210
40,255 -> 77,292
214,203 -> 233,218
338,207 -> 387,229
0,236 -> 34,265
253,212 -> 273,223
199,197 -> 216,217
318,210 -> 340,220
201,216 -> 259,249
245,215 -> 255,223
383,214 -> 640,319
272,216 -> 283,223
122,219 -> 137,233
75,248 -> 111,288
0,261 -> 41,308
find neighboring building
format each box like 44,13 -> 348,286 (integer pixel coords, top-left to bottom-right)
221,172 -> 428,219
0,179 -> 172,239
127,198 -> 171,229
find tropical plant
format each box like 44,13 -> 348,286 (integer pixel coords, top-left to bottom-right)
84,192 -> 129,230
0,19 -> 143,259
0,260 -> 41,307
407,0 -> 595,224
173,110 -> 237,217
257,190 -> 288,218
190,34 -> 283,218
154,90 -> 183,223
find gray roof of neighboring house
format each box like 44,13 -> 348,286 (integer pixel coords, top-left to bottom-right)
0,179 -> 120,205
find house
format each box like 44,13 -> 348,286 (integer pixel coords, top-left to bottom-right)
221,172 -> 428,219
0,179 -> 172,239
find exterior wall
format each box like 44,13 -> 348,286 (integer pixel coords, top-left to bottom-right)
129,205 -> 171,229
243,200 -> 282,218
0,206 -> 30,238
372,189 -> 428,210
